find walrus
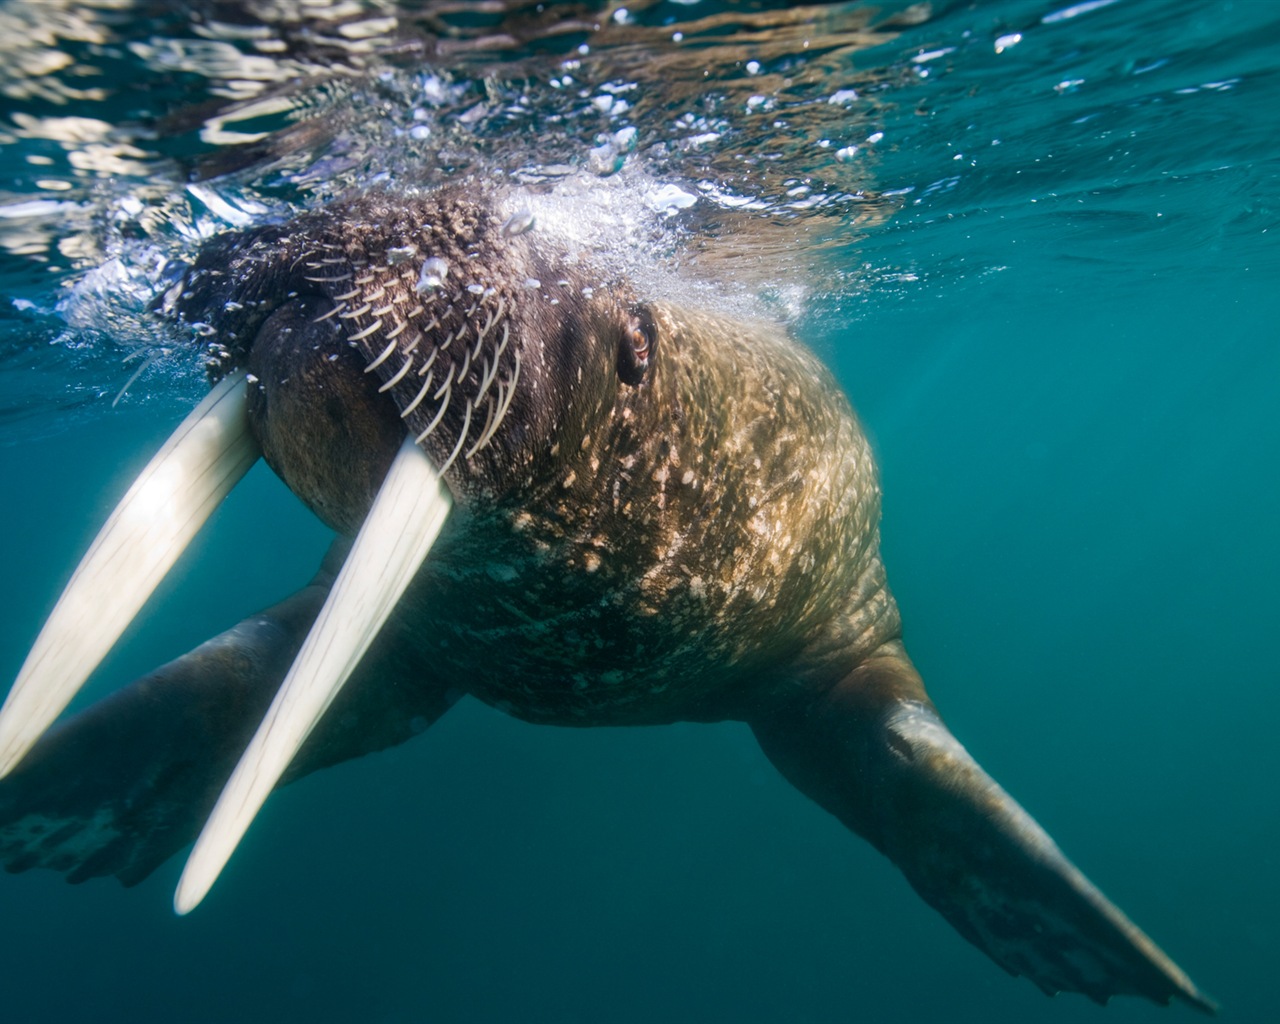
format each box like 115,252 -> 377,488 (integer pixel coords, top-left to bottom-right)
0,187 -> 1213,1012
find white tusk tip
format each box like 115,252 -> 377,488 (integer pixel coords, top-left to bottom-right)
172,436 -> 452,912
0,747 -> 22,780
173,874 -> 212,916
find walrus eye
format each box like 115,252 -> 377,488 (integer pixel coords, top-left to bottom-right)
617,305 -> 657,386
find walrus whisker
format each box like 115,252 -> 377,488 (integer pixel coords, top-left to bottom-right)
111,351 -> 156,408
0,371 -> 260,778
401,370 -> 436,418
472,298 -> 503,356
456,345 -> 473,385
415,386 -> 450,442
480,353 -> 521,443
385,319 -> 407,340
436,399 -> 474,476
471,386 -> 505,454
473,354 -> 498,405
472,311 -> 494,351
371,304 -> 394,317
474,359 -> 521,452
312,303 -> 345,322
362,335 -> 397,372
302,274 -> 354,284
175,435 -> 452,914
332,287 -> 362,302
353,272 -> 376,286
349,318 -> 385,343
365,285 -> 386,303
339,303 -> 372,320
432,362 -> 455,400
378,354 -> 415,393
417,345 -> 440,376
465,394 -> 499,459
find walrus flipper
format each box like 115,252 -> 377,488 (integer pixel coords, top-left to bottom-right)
751,644 -> 1216,1014
0,546 -> 455,888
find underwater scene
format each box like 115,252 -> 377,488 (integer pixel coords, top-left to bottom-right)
0,1 -> 1276,1021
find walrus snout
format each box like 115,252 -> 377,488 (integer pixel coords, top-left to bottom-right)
178,189 -> 655,503
245,295 -> 404,536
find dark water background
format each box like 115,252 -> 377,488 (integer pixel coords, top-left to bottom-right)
0,1 -> 1277,1021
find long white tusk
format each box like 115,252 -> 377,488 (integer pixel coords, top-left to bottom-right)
0,371 -> 260,778
174,435 -> 453,914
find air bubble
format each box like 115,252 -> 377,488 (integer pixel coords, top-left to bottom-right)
502,210 -> 536,237
416,257 -> 449,292
648,184 -> 697,216
612,126 -> 638,152
587,142 -> 625,177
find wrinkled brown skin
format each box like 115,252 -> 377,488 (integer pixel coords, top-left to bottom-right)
0,189 -> 1213,1013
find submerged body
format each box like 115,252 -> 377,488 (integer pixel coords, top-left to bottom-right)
191,191 -> 893,728
0,188 -> 1213,1012
333,301 -> 891,728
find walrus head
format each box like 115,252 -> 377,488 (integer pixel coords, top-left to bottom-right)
0,187 -> 661,910
181,189 -> 659,525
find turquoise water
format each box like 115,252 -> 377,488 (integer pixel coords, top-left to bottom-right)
0,1 -> 1277,1021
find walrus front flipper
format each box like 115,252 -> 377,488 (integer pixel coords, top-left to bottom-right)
0,546 -> 456,888
0,584 -> 326,886
751,643 -> 1215,1013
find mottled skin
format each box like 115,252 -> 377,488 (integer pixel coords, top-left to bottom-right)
0,188 -> 1213,1013
399,301 -> 894,727
183,191 -> 893,727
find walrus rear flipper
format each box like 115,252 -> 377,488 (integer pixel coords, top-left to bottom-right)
750,642 -> 1216,1013
0,545 -> 455,889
